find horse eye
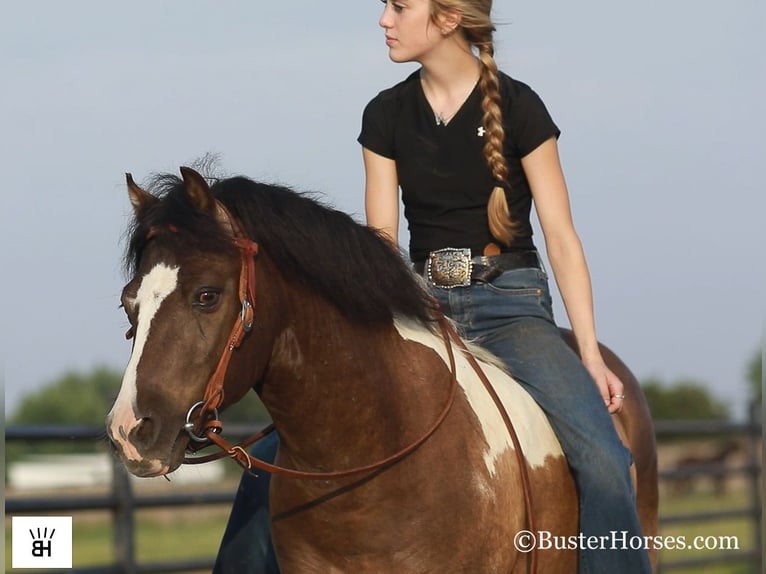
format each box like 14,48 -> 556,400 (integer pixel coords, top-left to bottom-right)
194,289 -> 221,309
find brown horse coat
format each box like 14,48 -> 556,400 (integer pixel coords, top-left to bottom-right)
107,168 -> 658,573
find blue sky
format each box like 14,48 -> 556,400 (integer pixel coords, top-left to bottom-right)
2,1 -> 763,419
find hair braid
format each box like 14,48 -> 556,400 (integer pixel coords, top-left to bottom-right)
476,44 -> 517,245
430,1 -> 517,245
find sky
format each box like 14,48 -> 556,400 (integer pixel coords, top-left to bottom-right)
2,1 -> 763,421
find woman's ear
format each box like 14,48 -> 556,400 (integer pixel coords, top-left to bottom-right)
436,10 -> 461,35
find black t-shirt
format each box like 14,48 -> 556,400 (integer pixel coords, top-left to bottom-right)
358,69 -> 560,262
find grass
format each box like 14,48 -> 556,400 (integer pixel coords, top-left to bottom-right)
5,505 -> 230,572
5,485 -> 761,572
656,487 -> 760,573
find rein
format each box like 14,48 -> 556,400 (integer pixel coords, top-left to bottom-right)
188,316 -> 458,480
179,205 -> 537,572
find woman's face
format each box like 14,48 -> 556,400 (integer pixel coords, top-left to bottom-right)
379,0 -> 444,64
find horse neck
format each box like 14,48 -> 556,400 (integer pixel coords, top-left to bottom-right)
255,282 -> 449,470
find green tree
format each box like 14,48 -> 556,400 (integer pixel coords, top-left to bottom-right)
9,367 -> 270,427
7,367 -> 123,465
10,366 -> 122,426
7,366 -> 269,459
746,348 -> 762,402
641,377 -> 730,421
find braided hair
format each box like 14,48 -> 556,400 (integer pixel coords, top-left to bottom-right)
430,0 -> 518,245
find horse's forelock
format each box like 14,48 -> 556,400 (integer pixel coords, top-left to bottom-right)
123,175 -> 231,277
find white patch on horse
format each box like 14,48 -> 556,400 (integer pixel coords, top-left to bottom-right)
393,318 -> 562,473
273,327 -> 304,370
108,263 -> 179,460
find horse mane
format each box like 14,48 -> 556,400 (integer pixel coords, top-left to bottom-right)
125,174 -> 438,326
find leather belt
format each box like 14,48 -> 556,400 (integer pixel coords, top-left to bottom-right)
414,248 -> 540,288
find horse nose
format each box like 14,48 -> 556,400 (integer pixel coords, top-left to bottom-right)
105,414 -> 120,444
129,417 -> 161,451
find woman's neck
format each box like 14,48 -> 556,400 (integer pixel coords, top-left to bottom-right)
420,48 -> 481,97
419,46 -> 481,122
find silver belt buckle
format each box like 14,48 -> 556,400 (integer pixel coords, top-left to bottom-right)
426,248 -> 473,288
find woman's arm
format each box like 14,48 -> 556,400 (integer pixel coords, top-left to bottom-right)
363,147 -> 400,246
522,137 -> 624,413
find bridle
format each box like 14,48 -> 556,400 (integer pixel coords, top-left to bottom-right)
181,233 -> 259,445
176,204 -> 539,572
180,227 -> 460,480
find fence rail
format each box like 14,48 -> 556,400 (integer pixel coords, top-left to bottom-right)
5,411 -> 762,573
653,403 -> 762,573
6,424 -> 264,574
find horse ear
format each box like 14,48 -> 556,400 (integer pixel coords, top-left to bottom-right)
180,166 -> 215,212
126,173 -> 158,216
179,166 -> 237,236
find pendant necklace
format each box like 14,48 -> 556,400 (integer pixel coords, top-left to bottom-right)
435,111 -> 456,126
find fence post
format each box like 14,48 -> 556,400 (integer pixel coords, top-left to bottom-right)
748,400 -> 762,568
111,457 -> 137,574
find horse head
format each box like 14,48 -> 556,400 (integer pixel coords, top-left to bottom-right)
107,167 -> 262,477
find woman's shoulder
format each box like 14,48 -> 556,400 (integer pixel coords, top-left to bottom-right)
496,71 -> 560,153
359,71 -> 420,152
497,71 -> 543,102
365,70 -> 420,110
497,71 -> 556,119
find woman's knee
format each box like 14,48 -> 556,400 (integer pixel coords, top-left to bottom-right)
571,436 -> 634,491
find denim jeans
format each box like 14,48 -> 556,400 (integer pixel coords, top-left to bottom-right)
214,266 -> 651,574
431,267 -> 651,573
213,432 -> 280,574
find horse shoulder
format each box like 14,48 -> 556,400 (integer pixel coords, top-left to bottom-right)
393,319 -> 563,472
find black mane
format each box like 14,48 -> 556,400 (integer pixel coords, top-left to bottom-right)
125,174 -> 437,326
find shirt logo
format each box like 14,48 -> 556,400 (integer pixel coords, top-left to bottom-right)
477,126 -> 486,137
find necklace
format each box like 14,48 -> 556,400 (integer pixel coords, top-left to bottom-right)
423,70 -> 480,126
434,111 -> 456,126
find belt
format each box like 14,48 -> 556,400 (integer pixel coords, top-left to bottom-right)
413,248 -> 540,288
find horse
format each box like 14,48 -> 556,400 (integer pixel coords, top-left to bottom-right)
106,166 -> 658,573
672,439 -> 742,496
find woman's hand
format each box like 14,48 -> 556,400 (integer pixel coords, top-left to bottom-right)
583,357 -> 625,414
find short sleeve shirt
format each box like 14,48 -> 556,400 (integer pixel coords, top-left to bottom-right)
358,70 -> 560,262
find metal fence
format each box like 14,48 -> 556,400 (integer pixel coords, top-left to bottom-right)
654,402 -> 762,573
5,424 -> 262,574
5,408 -> 762,574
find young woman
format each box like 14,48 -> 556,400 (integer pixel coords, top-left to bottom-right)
214,1 -> 651,572
358,1 -> 651,572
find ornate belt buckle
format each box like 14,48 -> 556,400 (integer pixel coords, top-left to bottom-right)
426,248 -> 473,288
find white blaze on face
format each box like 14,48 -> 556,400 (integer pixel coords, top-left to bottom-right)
393,319 -> 562,475
109,263 -> 180,460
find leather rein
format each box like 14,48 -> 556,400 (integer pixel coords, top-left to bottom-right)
179,212 -> 538,572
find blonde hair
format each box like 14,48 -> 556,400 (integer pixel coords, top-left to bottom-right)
430,0 -> 518,245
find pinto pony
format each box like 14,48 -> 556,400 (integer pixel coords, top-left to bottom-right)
107,167 -> 658,572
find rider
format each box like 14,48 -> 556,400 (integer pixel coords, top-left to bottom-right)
358,1 -> 650,572
214,1 -> 651,572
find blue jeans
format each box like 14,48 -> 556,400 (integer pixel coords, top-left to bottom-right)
213,432 -> 280,574
214,267 -> 651,574
432,267 -> 651,573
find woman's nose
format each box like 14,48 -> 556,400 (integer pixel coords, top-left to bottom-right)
379,4 -> 393,28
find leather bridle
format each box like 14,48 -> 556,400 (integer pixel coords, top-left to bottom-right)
182,234 -> 259,444
180,228 -> 459,479
177,206 -> 539,572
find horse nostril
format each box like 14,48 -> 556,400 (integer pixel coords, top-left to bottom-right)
131,417 -> 159,449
